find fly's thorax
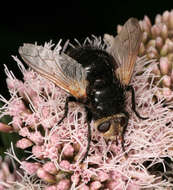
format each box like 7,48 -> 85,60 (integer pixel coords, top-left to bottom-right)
94,113 -> 128,140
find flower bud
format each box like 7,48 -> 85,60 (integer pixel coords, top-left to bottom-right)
162,75 -> 171,87
165,38 -> 173,52
162,87 -> 172,97
45,185 -> 57,190
6,78 -> 15,90
147,40 -> 156,48
22,161 -> 41,175
142,31 -> 149,44
117,25 -> 122,34
147,52 -> 158,59
71,173 -> 80,186
32,145 -> 44,159
107,181 -> 119,189
155,36 -> 163,50
0,123 -> 13,133
155,14 -> 162,24
144,15 -> 152,29
59,160 -> 70,170
160,44 -> 168,56
16,138 -> 33,149
168,11 -> 173,29
170,69 -> 173,82
142,20 -> 150,33
161,24 -> 168,39
56,179 -> 70,190
168,30 -> 173,38
152,63 -> 161,75
12,116 -> 22,131
43,162 -> 58,175
63,144 -> 74,158
96,171 -> 109,182
90,181 -> 102,190
37,168 -> 56,183
139,43 -> 145,56
151,25 -> 161,38
160,57 -> 169,75
162,10 -> 170,24
139,20 -> 144,31
167,53 -> 173,62
146,46 -> 158,58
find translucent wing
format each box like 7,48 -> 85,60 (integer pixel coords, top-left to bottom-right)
19,43 -> 87,99
104,18 -> 142,85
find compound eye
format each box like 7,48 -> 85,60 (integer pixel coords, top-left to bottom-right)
119,116 -> 127,127
97,121 -> 111,133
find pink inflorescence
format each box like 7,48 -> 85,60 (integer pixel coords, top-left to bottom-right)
1,15 -> 173,190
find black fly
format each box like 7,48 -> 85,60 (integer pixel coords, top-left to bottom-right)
19,18 -> 148,162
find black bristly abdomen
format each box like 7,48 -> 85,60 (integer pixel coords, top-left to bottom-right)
67,46 -> 126,120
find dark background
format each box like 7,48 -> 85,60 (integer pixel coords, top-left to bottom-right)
0,1 -> 173,98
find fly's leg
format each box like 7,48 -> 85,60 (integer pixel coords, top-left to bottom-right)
126,85 -> 148,120
57,96 -> 92,163
80,107 -> 92,163
121,111 -> 129,153
57,96 -> 76,125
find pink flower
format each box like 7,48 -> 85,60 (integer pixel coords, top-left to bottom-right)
32,145 -> 44,159
1,14 -> 173,189
21,161 -> 41,175
96,171 -> 109,182
43,161 -> 58,175
56,179 -> 70,190
90,181 -> 102,189
59,160 -> 71,170
16,138 -> 33,149
37,168 -> 56,183
71,173 -> 80,186
62,144 -> 74,158
28,131 -> 43,145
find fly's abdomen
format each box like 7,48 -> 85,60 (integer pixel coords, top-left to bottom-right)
90,82 -> 126,120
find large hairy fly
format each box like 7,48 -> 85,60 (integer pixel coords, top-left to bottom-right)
19,18 -> 147,162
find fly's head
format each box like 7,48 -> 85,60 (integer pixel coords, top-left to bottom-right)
94,113 -> 128,140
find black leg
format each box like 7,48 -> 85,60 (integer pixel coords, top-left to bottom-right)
81,107 -> 92,163
57,96 -> 76,125
121,111 -> 129,152
126,85 -> 148,120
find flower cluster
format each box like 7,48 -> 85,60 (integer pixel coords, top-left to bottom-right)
118,10 -> 173,101
0,13 -> 173,190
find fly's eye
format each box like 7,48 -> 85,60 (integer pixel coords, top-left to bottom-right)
120,117 -> 127,127
97,121 -> 111,133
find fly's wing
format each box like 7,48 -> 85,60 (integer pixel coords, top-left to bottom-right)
19,43 -> 87,99
104,18 -> 142,85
